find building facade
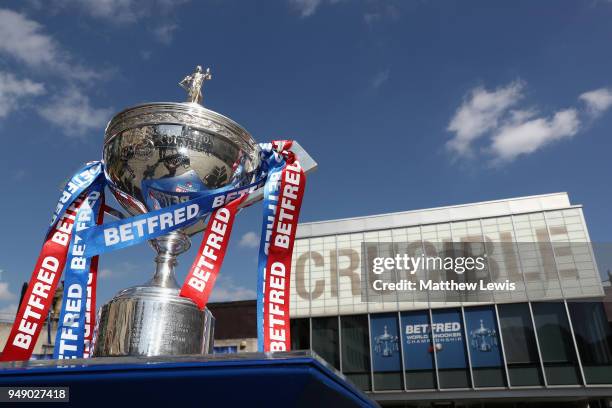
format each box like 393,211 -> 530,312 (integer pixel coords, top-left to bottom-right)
289,193 -> 612,407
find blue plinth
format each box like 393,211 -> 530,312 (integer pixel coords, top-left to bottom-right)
0,351 -> 377,407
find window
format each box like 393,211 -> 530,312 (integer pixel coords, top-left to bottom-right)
370,313 -> 403,390
312,317 -> 340,369
464,306 -> 506,387
431,309 -> 471,389
290,318 -> 310,351
532,302 -> 581,385
568,302 -> 612,384
400,310 -> 436,389
340,315 -> 371,390
497,303 -> 544,386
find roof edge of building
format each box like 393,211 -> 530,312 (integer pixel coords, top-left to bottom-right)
297,192 -> 579,239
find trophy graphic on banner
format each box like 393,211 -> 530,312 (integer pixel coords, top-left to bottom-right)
469,319 -> 498,352
374,326 -> 399,357
0,64 -> 316,362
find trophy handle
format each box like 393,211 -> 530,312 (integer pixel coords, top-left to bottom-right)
148,230 -> 191,288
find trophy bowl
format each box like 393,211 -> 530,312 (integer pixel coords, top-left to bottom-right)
103,102 -> 261,234
93,69 -> 261,357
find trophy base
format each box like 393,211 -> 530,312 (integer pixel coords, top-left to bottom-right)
92,285 -> 215,357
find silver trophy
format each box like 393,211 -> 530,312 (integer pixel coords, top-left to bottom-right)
92,66 -> 261,357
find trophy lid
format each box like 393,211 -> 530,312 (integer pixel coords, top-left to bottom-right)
104,66 -> 257,156
104,102 -> 257,155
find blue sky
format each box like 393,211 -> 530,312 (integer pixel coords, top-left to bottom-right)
0,0 -> 611,316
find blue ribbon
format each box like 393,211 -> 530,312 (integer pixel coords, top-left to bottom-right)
140,170 -> 211,210
80,176 -> 266,257
48,162 -> 103,235
53,177 -> 104,359
255,146 -> 286,351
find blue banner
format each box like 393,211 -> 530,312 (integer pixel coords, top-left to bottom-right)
54,178 -> 104,359
370,314 -> 401,372
431,309 -> 469,369
464,306 -> 502,368
401,311 -> 434,371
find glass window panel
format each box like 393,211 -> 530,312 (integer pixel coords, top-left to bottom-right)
364,237 -> 398,314
400,310 -> 436,389
464,306 -> 506,387
370,313 -> 403,390
532,302 -> 581,385
422,225 -> 453,306
337,233 -> 367,315
341,315 -> 371,391
323,236 -> 339,315
568,302 -> 612,384
312,317 -> 340,369
309,238 -> 326,316
483,217 -> 528,303
513,213 -> 563,300
497,303 -> 544,386
290,318 -> 310,351
431,309 -> 471,388
292,240 -> 312,317
396,228 -> 427,309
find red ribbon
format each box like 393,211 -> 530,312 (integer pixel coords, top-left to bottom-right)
262,159 -> 306,352
180,195 -> 247,310
0,200 -> 83,361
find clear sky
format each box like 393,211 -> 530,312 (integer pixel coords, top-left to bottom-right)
0,0 -> 611,316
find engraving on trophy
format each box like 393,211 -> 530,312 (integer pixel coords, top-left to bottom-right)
180,126 -> 214,155
105,108 -> 256,157
130,126 -> 156,161
134,142 -> 154,161
161,152 -> 191,174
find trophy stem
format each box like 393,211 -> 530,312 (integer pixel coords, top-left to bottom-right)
148,231 -> 191,289
94,229 -> 214,357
